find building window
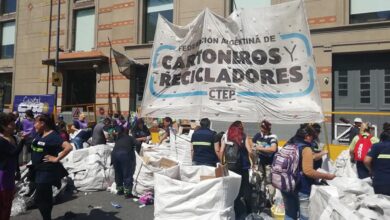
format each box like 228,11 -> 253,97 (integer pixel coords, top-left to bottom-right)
385,69 -> 390,104
0,73 -> 12,105
144,0 -> 173,43
1,21 -> 15,59
360,70 -> 370,104
350,0 -> 390,23
74,8 -> 95,51
338,71 -> 348,97
1,0 -> 16,14
231,0 -> 270,11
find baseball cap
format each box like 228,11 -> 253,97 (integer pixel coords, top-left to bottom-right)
354,118 -> 363,123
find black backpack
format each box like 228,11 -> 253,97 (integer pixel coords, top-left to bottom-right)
224,134 -> 245,170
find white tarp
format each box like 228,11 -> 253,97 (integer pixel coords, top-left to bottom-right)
154,165 -> 241,220
141,0 -> 323,123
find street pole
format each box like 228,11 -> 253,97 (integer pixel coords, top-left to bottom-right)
46,0 -> 53,94
54,0 -> 61,111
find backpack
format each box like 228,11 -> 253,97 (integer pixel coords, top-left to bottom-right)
353,134 -> 373,161
224,134 -> 245,170
271,143 -> 301,192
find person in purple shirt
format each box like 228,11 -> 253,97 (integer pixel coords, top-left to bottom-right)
0,113 -> 25,220
71,113 -> 88,131
22,109 -> 35,164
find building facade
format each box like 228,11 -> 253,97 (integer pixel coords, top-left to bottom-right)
2,0 -> 390,135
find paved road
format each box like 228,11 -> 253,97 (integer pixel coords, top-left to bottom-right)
11,190 -> 154,220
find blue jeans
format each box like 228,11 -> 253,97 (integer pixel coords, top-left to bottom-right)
281,191 -> 310,220
71,137 -> 83,150
298,193 -> 309,220
281,191 -> 299,220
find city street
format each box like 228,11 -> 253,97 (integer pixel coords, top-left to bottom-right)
11,191 -> 154,220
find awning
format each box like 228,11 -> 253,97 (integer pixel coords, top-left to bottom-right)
42,50 -> 109,71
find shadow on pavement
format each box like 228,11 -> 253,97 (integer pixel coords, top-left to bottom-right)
54,209 -> 121,220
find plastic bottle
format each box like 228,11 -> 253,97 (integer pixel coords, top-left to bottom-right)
111,201 -> 122,209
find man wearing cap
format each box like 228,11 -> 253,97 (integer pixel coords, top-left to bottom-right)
349,118 -> 363,144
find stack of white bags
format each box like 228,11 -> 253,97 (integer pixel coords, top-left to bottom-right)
310,150 -> 390,220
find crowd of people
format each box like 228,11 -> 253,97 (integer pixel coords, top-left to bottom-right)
1,110 -> 390,220
189,118 -> 390,220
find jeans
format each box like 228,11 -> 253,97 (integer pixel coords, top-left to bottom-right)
281,191 -> 299,220
298,193 -> 310,220
112,150 -> 135,195
71,137 -> 84,150
281,191 -> 310,220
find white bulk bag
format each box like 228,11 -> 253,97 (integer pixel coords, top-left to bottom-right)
132,152 -> 178,196
62,144 -> 114,191
169,133 -> 192,166
310,185 -> 361,220
154,165 -> 241,220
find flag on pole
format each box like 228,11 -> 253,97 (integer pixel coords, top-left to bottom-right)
112,49 -> 144,79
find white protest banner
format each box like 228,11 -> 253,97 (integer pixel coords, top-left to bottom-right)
141,0 -> 323,123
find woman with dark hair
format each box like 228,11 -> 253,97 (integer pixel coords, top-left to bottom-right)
131,118 -> 150,153
22,109 -> 35,164
159,117 -> 173,144
253,120 -> 278,171
220,121 -> 254,219
364,122 -> 390,196
282,125 -> 335,220
31,114 -> 72,220
0,113 -> 25,220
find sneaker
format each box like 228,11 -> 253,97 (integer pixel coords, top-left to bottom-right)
116,186 -> 124,195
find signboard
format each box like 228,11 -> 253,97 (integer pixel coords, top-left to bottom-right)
52,72 -> 63,87
141,0 -> 323,123
13,95 -> 55,116
72,107 -> 83,119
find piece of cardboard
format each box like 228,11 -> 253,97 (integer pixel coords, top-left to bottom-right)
200,175 -> 215,181
215,163 -> 229,178
159,158 -> 178,169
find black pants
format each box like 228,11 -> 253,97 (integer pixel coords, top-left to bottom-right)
232,168 -> 252,218
374,184 -> 390,196
356,161 -> 370,179
112,150 -> 135,191
35,183 -> 53,220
